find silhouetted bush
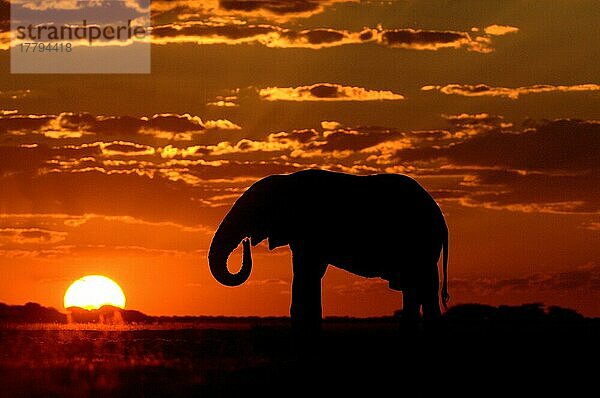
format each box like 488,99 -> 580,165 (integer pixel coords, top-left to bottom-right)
122,308 -> 151,323
441,303 -> 585,322
0,302 -> 66,323
497,303 -> 546,321
443,304 -> 497,321
547,306 -> 585,321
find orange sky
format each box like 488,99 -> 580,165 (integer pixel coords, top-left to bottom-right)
0,0 -> 599,317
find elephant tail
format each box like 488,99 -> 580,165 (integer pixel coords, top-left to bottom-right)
441,229 -> 450,310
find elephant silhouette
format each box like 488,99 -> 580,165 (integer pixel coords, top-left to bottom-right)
208,169 -> 449,332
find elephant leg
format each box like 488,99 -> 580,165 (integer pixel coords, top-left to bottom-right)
290,246 -> 327,335
421,262 -> 442,321
422,291 -> 442,320
402,287 -> 420,321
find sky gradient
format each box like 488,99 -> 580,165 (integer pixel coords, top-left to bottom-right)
0,0 -> 598,317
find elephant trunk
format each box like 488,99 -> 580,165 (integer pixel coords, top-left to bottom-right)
208,221 -> 253,287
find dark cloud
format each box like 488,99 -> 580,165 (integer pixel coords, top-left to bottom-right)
0,170 -> 218,227
0,148 -> 305,226
259,83 -> 404,101
282,28 -> 345,45
102,142 -> 153,154
68,113 -> 205,136
0,112 -> 238,141
0,144 -> 100,173
269,128 -> 320,143
219,0 -> 321,15
443,113 -> 510,129
452,264 -> 600,294
0,114 -> 52,135
397,119 -> 600,171
460,169 -> 599,213
382,29 -> 466,46
152,21 -> 364,49
2,109 -> 597,217
151,22 -> 506,52
152,0 -> 352,22
394,119 -> 600,213
380,28 -> 487,51
319,127 -> 402,151
152,23 -> 276,40
1,2 -> 515,52
0,228 -> 67,245
422,83 -> 600,99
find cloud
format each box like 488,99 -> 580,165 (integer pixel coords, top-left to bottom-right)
204,135 -> 305,155
441,113 -> 513,137
451,264 -> 600,295
150,20 -> 511,52
259,83 -> 404,101
380,28 -> 489,52
100,141 -> 155,156
422,83 -> 600,99
2,107 -> 596,218
0,144 -> 101,172
207,90 -> 240,107
0,0 -> 520,52
484,24 -> 519,36
456,169 -> 599,214
0,228 -> 67,245
0,112 -> 241,140
218,0 -> 353,20
207,100 -> 238,107
395,119 -> 600,213
398,119 -> 600,172
319,127 -> 404,151
0,144 -> 307,226
152,0 -> 356,23
151,22 -> 370,49
203,119 -> 242,130
321,121 -> 342,130
199,126 -> 410,160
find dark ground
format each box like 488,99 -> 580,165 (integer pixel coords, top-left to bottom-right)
0,312 -> 598,397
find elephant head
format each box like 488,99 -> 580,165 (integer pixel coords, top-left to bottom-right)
208,176 -> 288,286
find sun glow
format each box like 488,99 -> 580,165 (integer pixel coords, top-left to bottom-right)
64,275 -> 126,310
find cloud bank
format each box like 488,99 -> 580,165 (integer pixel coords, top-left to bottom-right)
422,83 -> 600,99
259,83 -> 405,101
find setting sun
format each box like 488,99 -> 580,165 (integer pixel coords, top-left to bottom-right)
64,275 -> 126,310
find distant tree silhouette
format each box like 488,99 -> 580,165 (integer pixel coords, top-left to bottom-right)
443,303 -> 498,321
0,302 -> 66,323
497,303 -> 546,321
547,306 -> 585,321
122,308 -> 151,323
440,303 -> 585,322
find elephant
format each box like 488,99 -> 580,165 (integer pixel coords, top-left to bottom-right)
208,169 -> 449,331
